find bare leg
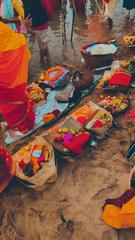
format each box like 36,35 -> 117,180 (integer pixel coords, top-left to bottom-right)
44,45 -> 51,65
104,0 -> 117,27
40,48 -> 45,64
40,46 -> 51,66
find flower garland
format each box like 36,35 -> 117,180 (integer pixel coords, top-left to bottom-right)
45,66 -> 63,82
124,36 -> 135,46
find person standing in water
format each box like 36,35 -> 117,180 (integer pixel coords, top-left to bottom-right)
123,0 -> 135,19
22,0 -> 54,65
104,0 -> 117,27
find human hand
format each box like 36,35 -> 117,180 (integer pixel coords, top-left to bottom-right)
21,14 -> 32,28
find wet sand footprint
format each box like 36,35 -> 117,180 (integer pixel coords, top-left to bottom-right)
92,181 -> 117,201
7,212 -> 27,238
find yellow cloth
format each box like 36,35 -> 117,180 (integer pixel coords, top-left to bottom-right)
12,0 -> 24,20
102,196 -> 135,229
0,22 -> 31,89
0,21 -> 31,56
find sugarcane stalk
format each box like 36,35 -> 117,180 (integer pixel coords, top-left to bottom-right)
71,6 -> 75,42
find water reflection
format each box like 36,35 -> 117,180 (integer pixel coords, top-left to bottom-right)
29,0 -> 135,80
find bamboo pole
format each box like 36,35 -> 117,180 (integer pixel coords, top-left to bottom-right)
71,6 -> 75,42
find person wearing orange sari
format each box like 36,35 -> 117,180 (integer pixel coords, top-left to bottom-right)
0,18 -> 35,133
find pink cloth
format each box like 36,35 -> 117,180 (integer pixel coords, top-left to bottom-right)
0,0 -> 4,17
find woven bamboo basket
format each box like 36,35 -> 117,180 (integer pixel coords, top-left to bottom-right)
81,43 -> 117,69
12,137 -> 57,189
91,121 -> 112,136
81,50 -> 115,69
86,109 -> 113,136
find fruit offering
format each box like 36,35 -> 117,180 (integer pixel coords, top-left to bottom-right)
98,94 -> 129,115
92,110 -> 112,125
39,72 -> 45,82
43,109 -> 60,123
58,127 -> 77,135
85,109 -> 113,137
18,144 -> 51,177
26,83 -> 46,104
124,36 -> 135,46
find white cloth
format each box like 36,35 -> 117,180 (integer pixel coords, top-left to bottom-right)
104,0 -> 117,19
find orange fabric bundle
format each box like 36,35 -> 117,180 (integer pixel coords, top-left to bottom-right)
102,191 -> 135,229
43,113 -> 56,123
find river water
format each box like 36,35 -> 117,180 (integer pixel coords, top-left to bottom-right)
29,0 -> 135,81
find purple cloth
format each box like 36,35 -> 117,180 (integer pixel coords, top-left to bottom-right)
103,189 -> 135,209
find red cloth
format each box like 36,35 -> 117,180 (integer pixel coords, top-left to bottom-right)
63,132 -> 90,154
109,72 -> 132,87
0,146 -> 16,192
0,84 -> 26,103
125,108 -> 135,121
32,23 -> 48,31
41,0 -> 54,18
104,0 -> 110,3
51,0 -> 59,9
0,91 -> 35,133
0,84 -> 35,133
2,99 -> 35,133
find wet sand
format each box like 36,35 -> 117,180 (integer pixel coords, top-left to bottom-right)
1,0 -> 135,239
